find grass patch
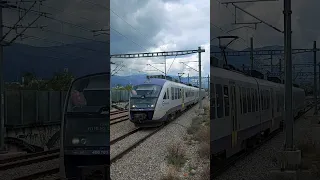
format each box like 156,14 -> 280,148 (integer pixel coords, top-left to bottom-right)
160,167 -> 181,180
166,143 -> 187,168
200,166 -> 210,180
198,142 -> 210,159
187,116 -> 202,135
297,141 -> 320,178
194,126 -> 210,143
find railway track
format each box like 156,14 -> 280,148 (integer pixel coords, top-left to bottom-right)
110,110 -> 129,125
110,103 -> 198,164
12,168 -> 59,180
0,148 -> 59,171
110,126 -> 164,164
110,127 -> 141,145
211,103 -> 316,179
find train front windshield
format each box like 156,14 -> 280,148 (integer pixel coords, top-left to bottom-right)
130,84 -> 161,108
67,75 -> 109,113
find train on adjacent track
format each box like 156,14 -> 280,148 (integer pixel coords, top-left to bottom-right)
60,73 -> 110,179
129,75 -> 206,127
211,66 -> 306,163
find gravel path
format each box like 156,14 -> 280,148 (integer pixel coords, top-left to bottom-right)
0,159 -> 59,180
215,108 -> 317,180
110,100 -> 208,180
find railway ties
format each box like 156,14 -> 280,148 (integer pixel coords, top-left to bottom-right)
110,103 -> 195,164
0,149 -> 60,180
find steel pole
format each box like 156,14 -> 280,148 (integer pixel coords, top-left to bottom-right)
314,41 -> 318,115
198,47 -> 203,109
250,37 -> 254,75
318,64 -> 320,97
284,0 -> 293,150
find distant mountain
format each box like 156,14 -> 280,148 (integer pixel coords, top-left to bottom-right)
211,45 -> 314,85
4,42 -> 109,82
111,74 -> 209,89
4,42 -> 313,86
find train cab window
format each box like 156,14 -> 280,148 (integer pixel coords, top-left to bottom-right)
216,84 -> 223,118
247,88 -> 251,112
163,92 -> 167,99
224,85 -> 229,116
251,88 -> 255,112
242,87 -> 247,113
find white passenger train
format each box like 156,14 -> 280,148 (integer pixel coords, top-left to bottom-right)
211,66 -> 306,162
129,76 -> 206,127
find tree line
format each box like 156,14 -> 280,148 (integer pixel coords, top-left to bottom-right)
6,71 -> 74,91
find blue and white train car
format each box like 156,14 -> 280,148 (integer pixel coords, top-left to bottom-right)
129,77 -> 206,127
211,66 -> 306,162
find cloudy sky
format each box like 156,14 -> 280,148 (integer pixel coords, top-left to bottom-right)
110,0 -> 210,78
3,0 -> 109,46
211,0 -> 320,51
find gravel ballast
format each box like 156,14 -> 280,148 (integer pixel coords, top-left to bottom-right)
215,107 -> 318,180
110,99 -> 209,180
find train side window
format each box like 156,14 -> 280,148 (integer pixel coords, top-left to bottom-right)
216,84 -> 223,118
163,92 -> 167,99
242,87 -> 247,113
224,85 -> 229,116
167,88 -> 170,99
267,90 -> 270,109
247,88 -> 251,112
212,84 -> 216,119
251,88 -> 255,112
239,87 -> 242,114
261,90 -> 264,110
176,88 -> 178,100
255,89 -> 258,111
171,87 -> 174,100
277,92 -> 280,112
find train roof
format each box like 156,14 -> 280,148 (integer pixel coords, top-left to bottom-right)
138,77 -> 206,90
212,66 -> 304,91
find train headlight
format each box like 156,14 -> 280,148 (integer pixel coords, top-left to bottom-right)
81,138 -> 87,145
72,138 -> 80,145
132,104 -> 136,108
150,104 -> 154,108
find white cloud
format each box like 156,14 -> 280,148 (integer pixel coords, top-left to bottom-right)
110,0 -> 210,77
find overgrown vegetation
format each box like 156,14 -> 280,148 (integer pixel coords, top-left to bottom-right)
160,167 -> 181,180
112,84 -> 133,91
163,102 -> 210,179
166,142 -> 187,168
6,71 -> 74,91
297,141 -> 320,178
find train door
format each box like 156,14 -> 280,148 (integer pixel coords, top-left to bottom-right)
230,82 -> 238,148
162,87 -> 170,115
271,88 -> 274,127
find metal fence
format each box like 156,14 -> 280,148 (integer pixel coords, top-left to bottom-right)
5,90 -> 67,127
111,90 -> 130,102
4,90 -> 129,127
